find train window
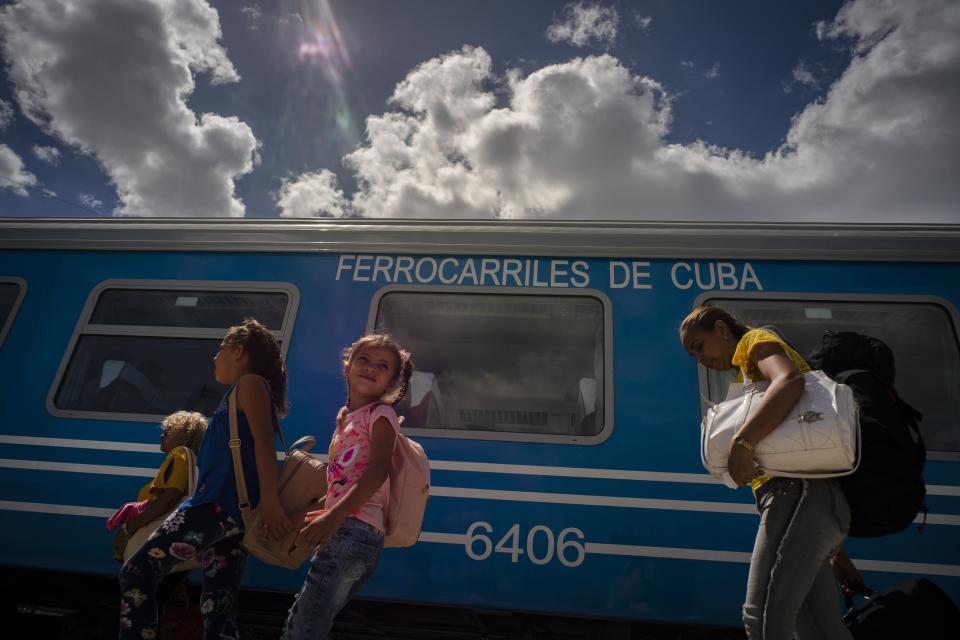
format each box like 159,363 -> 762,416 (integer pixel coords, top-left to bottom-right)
0,278 -> 27,349
49,280 -> 299,422
700,297 -> 960,456
90,289 -> 288,329
370,288 -> 613,444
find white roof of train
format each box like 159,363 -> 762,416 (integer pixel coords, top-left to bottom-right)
1,218 -> 958,262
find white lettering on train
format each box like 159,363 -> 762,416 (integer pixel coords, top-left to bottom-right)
670,262 -> 763,291
334,255 -> 761,291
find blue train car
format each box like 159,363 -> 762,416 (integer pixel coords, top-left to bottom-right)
1,218 -> 958,630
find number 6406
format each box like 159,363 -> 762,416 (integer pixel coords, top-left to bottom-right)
465,521 -> 586,568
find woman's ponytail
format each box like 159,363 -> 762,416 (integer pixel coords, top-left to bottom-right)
224,318 -> 288,417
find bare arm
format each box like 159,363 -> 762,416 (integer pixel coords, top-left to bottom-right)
727,343 -> 805,486
127,488 -> 184,531
737,343 -> 805,445
112,487 -> 185,558
237,374 -> 292,538
295,417 -> 396,549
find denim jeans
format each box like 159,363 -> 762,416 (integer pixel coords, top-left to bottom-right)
281,517 -> 384,640
743,477 -> 852,640
118,502 -> 245,640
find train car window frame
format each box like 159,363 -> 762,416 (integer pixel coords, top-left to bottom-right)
692,291 -> 960,462
47,279 -> 300,423
366,284 -> 614,445
0,277 -> 28,349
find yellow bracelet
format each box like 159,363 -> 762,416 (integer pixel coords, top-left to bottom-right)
733,434 -> 755,452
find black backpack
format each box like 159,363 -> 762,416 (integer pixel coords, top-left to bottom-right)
807,331 -> 927,537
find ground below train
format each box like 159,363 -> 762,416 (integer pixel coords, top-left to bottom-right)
3,568 -> 747,640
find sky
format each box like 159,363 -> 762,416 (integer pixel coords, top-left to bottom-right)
0,0 -> 957,222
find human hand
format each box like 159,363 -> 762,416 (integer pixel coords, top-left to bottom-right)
256,497 -> 293,542
294,510 -> 340,552
727,443 -> 762,487
112,529 -> 128,560
831,547 -> 864,598
303,508 -> 328,526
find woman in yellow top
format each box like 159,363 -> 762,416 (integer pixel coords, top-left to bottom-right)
680,306 -> 853,640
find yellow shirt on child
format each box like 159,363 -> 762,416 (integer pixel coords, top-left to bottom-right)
137,446 -> 191,502
731,329 -> 811,493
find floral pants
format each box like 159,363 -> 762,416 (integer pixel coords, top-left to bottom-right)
118,502 -> 245,640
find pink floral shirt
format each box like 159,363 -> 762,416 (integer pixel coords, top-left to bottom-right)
325,403 -> 399,533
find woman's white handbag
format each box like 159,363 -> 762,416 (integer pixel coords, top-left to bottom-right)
701,370 -> 860,485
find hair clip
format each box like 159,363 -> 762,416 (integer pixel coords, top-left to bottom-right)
398,349 -> 411,364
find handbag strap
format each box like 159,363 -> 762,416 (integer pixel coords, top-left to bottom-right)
227,387 -> 252,510
176,445 -> 197,495
227,383 -> 289,510
759,325 -> 812,371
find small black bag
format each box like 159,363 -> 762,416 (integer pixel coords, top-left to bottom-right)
844,579 -> 960,640
808,331 -> 927,537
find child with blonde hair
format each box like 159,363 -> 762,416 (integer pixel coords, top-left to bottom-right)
282,333 -> 414,640
108,410 -> 207,559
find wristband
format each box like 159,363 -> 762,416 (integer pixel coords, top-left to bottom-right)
733,434 -> 755,453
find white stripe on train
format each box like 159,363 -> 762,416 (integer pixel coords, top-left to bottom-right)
0,500 -> 957,578
1,436 -> 958,496
0,459 -> 958,526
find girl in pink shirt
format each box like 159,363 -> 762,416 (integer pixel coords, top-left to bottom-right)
282,333 -> 413,640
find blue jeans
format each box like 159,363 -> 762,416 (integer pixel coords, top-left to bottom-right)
281,517 -> 384,640
743,477 -> 852,640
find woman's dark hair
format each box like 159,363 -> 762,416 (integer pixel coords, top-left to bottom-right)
679,305 -> 751,340
224,318 -> 288,417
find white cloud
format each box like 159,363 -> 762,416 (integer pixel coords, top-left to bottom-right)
791,61 -> 819,88
240,5 -> 261,29
0,0 -> 258,217
0,99 -> 13,129
705,62 -> 721,79
276,170 -> 348,217
635,15 -> 653,32
32,145 -> 61,164
0,144 -> 39,196
78,193 -> 104,210
546,2 -> 619,48
305,0 -> 960,223
680,60 -> 694,68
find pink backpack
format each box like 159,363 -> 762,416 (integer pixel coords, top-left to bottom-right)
383,426 -> 430,548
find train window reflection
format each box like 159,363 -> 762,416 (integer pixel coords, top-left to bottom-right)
91,289 -> 288,329
50,281 -> 299,422
703,298 -> 960,454
0,279 -> 27,349
373,291 -> 607,441
55,335 -> 225,417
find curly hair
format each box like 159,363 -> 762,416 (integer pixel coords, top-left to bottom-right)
224,318 -> 289,417
161,410 -> 207,455
337,333 -> 414,426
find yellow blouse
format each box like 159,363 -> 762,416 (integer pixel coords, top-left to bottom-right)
137,446 -> 191,502
731,329 -> 810,492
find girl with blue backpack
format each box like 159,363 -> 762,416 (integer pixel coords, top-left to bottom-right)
281,333 -> 414,640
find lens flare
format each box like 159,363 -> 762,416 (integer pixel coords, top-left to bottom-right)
282,0 -> 358,144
